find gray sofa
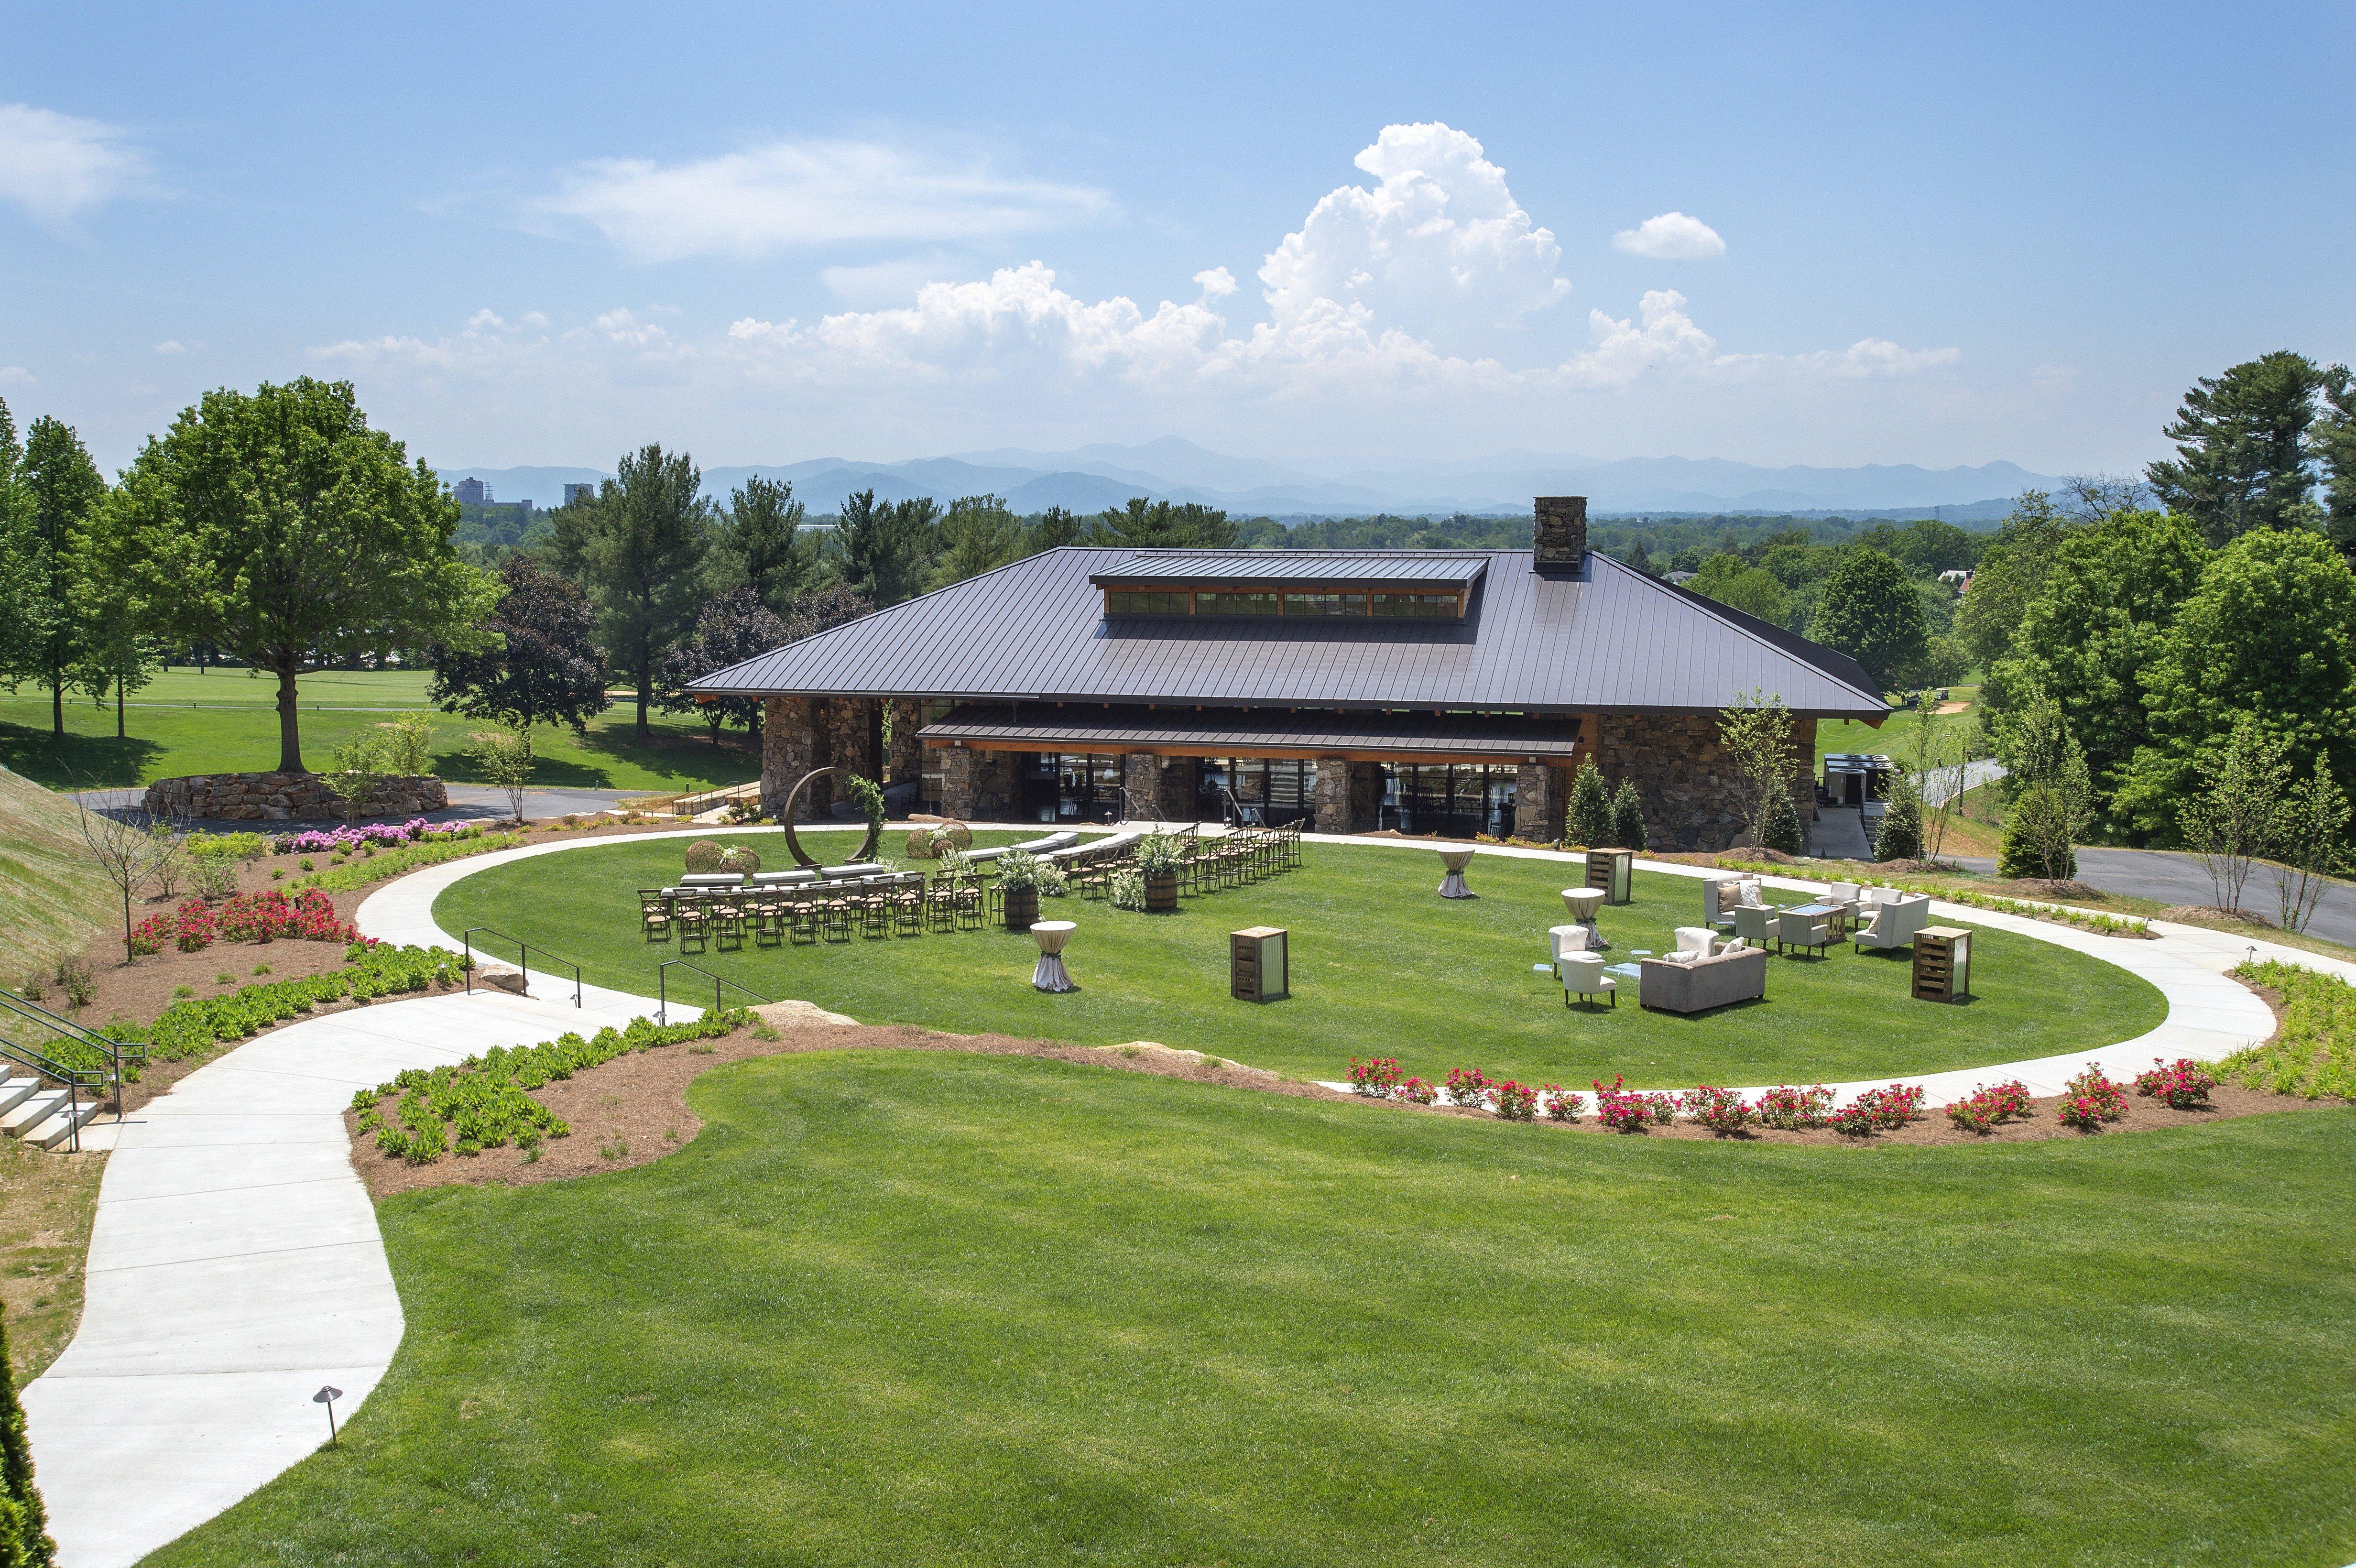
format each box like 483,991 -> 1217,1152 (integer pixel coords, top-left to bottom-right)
1638,946 -> 1768,1014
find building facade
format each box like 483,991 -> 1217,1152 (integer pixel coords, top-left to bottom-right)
692,498 -> 1887,850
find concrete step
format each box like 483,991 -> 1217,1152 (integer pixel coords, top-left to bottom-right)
25,1095 -> 102,1150
0,1076 -> 44,1119
2,1085 -> 72,1137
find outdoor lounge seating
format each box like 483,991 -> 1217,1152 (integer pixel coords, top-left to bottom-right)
1547,924 -> 1591,975
1560,951 -> 1616,1007
1853,893 -> 1933,951
1776,908 -> 1832,956
1701,875 -> 1755,932
1672,925 -> 1719,960
1732,903 -> 1776,946
1638,945 -> 1767,1013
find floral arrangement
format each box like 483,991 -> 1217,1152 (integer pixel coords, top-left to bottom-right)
1489,1079 -> 1539,1121
275,819 -> 476,856
2059,1067 -> 2129,1129
1108,868 -> 1147,910
1350,1056 -> 1402,1097
1682,1084 -> 1755,1135
1541,1085 -> 1584,1122
1444,1067 -> 1491,1108
682,838 -> 727,872
1755,1083 -> 1834,1130
2133,1057 -> 2214,1109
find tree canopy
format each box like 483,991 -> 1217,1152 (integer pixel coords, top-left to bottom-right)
107,378 -> 491,772
4,415 -> 106,737
429,557 -> 610,739
2147,350 -> 2347,545
718,475 -> 813,617
551,443 -> 712,740
1809,547 -> 1930,692
1090,498 -> 1236,549
830,490 -> 939,607
657,588 -> 790,746
1686,552 -> 1790,626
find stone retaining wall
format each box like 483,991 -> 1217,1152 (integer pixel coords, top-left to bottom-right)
141,773 -> 448,822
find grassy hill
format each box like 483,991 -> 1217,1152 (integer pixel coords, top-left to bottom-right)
0,763 -> 116,980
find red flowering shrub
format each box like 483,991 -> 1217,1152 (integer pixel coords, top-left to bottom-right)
1943,1078 -> 2039,1134
1644,1091 -> 1680,1125
1490,1079 -> 1538,1121
1592,1075 -> 1649,1132
2063,1067 -> 2128,1122
213,888 -> 356,945
1541,1085 -> 1584,1122
128,913 -> 172,957
1857,1082 -> 1925,1130
2133,1057 -> 2214,1109
1828,1100 -> 1878,1137
1980,1079 -> 2036,1121
173,900 -> 217,952
1397,1077 -> 1439,1105
1682,1085 -> 1755,1135
1445,1067 -> 1491,1108
1350,1056 -> 1401,1098
1756,1083 -> 1833,1131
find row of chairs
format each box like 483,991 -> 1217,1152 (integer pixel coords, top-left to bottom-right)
1182,821 -> 1300,893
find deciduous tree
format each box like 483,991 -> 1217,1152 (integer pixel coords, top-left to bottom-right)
657,588 -> 790,746
552,443 -> 713,740
1809,547 -> 1929,692
107,379 -> 492,773
1686,553 -> 1790,627
428,557 -> 610,741
1955,492 -> 2075,677
7,416 -> 106,738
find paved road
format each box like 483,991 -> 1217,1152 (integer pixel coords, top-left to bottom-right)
69,784 -> 646,830
1952,845 -> 2356,948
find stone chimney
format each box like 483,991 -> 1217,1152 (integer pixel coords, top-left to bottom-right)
1533,495 -> 1587,572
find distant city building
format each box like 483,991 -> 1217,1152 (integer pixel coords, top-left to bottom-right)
563,482 -> 596,507
453,477 -> 491,504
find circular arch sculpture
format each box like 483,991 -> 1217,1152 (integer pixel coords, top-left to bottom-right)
778,767 -> 883,868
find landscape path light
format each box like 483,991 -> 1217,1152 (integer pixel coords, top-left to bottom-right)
315,1384 -> 343,1447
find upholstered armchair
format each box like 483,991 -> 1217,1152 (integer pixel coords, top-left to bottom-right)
1560,951 -> 1617,1008
1853,893 -> 1932,952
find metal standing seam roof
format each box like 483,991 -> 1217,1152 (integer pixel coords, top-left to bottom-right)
918,704 -> 1585,760
1088,551 -> 1488,588
689,545 -> 1889,719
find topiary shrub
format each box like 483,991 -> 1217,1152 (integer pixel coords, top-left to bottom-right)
682,839 -> 725,873
718,844 -> 761,874
1606,777 -> 1649,851
1759,787 -> 1804,855
1873,784 -> 1923,862
1564,758 -> 1611,846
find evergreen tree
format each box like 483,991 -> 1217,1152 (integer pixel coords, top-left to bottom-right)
1605,777 -> 1648,851
718,475 -> 811,616
830,490 -> 938,606
2147,351 -> 2345,544
1998,784 -> 2079,881
1759,784 -> 1805,855
1028,505 -> 1083,553
1564,757 -> 1611,846
2321,375 -> 2356,557
1090,498 -> 1236,548
1872,778 -> 1924,862
930,494 -> 1027,588
0,1303 -> 56,1568
551,443 -> 713,740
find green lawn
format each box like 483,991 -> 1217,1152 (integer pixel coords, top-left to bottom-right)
0,668 -> 757,792
150,1051 -> 2356,1568
432,834 -> 2167,1089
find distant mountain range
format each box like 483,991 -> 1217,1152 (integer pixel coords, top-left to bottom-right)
435,439 -> 2064,521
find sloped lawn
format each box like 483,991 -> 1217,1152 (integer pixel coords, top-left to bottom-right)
150,1051 -> 2356,1567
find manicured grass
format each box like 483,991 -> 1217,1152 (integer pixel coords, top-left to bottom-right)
151,1052 -> 2356,1567
432,834 -> 2168,1088
0,668 -> 756,792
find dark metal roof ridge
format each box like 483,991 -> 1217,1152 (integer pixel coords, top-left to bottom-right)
1593,551 -> 1889,714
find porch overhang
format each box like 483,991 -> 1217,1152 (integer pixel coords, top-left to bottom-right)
916,703 -> 1584,766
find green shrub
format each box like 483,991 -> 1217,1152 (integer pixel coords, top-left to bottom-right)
2216,962 -> 2356,1100
718,844 -> 762,875
112,943 -> 466,1062
1999,784 -> 2077,880
1873,785 -> 1924,862
289,832 -> 522,894
1759,787 -> 1804,855
1606,778 -> 1648,852
1564,758 -> 1610,847
188,831 -> 270,862
683,839 -> 725,873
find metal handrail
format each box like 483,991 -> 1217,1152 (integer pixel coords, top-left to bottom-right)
0,1039 -> 105,1154
0,989 -> 133,1138
460,927 -> 583,1008
656,961 -> 770,1024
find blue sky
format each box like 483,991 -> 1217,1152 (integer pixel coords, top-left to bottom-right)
3,0 -> 2350,478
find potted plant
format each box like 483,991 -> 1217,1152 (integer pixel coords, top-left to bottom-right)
996,849 -> 1058,931
1135,831 -> 1186,913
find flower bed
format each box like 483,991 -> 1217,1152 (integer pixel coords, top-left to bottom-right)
2058,1067 -> 2129,1130
275,819 -> 481,856
2133,1057 -> 2215,1110
112,943 -> 467,1062
287,829 -> 525,893
1943,1078 -> 2037,1134
132,889 -> 354,953
2215,961 -> 2356,1100
353,1009 -> 752,1163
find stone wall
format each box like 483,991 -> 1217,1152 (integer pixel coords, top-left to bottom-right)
1311,759 -> 1384,832
1122,752 -> 1200,821
1512,761 -> 1567,841
1590,714 -> 1815,852
760,697 -> 824,819
821,697 -> 881,784
938,746 -> 1018,820
141,773 -> 448,823
885,698 -> 926,784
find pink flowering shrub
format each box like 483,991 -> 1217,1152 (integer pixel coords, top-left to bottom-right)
1445,1067 -> 1491,1108
1541,1085 -> 1584,1122
1756,1084 -> 1834,1131
2133,1057 -> 2214,1109
2059,1067 -> 2128,1129
1490,1079 -> 1538,1121
1592,1076 -> 1649,1132
1397,1077 -> 1439,1105
1682,1085 -> 1755,1135
1859,1082 -> 1925,1129
1644,1091 -> 1680,1125
276,820 -> 476,856
1349,1056 -> 1401,1098
172,900 -> 217,952
1943,1079 -> 2039,1135
128,913 -> 171,957
1829,1100 -> 1879,1137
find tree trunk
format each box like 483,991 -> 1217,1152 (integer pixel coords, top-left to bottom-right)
51,676 -> 63,738
116,671 -> 126,738
636,673 -> 651,740
276,665 -> 306,773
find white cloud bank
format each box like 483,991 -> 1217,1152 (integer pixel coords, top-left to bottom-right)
0,102 -> 149,229
322,121 -> 1954,453
1612,211 -> 1726,260
533,137 -> 1113,263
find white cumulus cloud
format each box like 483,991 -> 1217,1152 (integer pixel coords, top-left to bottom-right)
1258,123 -> 1570,343
0,102 -> 150,230
1612,211 -> 1726,260
152,339 -> 201,355
0,366 -> 34,387
531,138 -> 1113,263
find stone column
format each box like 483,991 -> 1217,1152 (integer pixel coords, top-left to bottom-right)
819,697 -> 882,785
939,746 -> 981,821
1155,755 -> 1202,821
1312,758 -> 1353,833
1513,762 -> 1565,842
1123,752 -> 1160,822
761,696 -> 822,819
886,698 -> 926,784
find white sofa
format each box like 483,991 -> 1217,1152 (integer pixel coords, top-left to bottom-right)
1853,893 -> 1932,951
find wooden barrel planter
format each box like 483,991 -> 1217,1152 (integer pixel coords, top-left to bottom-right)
1003,887 -> 1039,932
1145,871 -> 1179,913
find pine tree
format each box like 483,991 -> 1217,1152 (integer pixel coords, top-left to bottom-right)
0,1305 -> 56,1568
1999,784 -> 2078,881
1760,785 -> 1805,855
1564,757 -> 1611,846
1606,777 -> 1649,851
1872,781 -> 1924,862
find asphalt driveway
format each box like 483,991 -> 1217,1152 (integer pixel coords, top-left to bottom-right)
1952,845 -> 2356,948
